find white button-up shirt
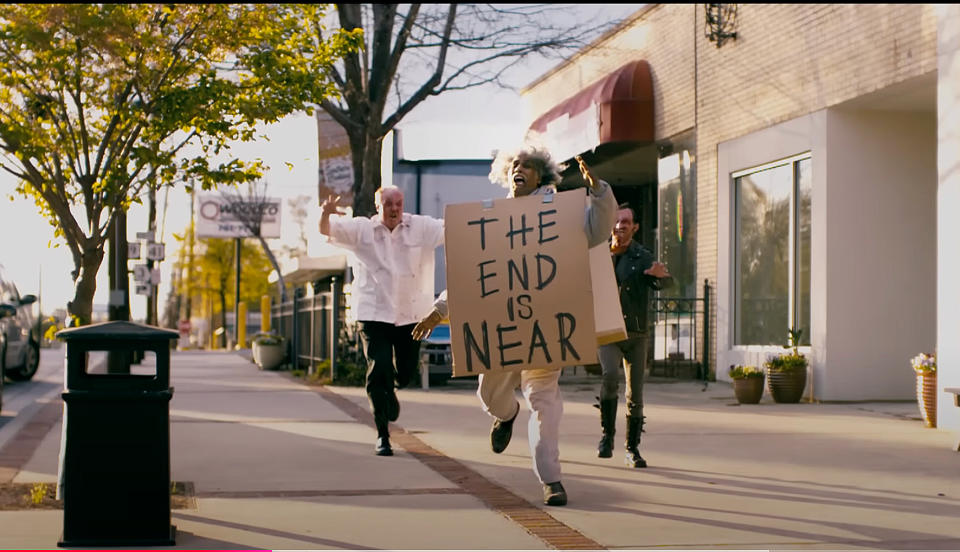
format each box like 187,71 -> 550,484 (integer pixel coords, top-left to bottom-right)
327,213 -> 444,325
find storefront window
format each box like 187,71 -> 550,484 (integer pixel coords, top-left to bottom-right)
733,155 -> 811,346
658,150 -> 696,298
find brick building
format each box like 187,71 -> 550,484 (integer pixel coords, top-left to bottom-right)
522,4 -> 959,432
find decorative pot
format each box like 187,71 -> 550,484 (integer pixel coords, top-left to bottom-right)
732,377 -> 764,404
916,371 -> 937,428
767,369 -> 807,403
255,343 -> 284,370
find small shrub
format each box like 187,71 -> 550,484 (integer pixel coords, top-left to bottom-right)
253,332 -> 284,346
728,365 -> 764,380
332,361 -> 366,387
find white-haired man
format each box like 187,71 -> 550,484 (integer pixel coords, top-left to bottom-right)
321,187 -> 444,456
413,147 -> 616,506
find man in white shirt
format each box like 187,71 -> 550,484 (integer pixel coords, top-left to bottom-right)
320,186 -> 444,456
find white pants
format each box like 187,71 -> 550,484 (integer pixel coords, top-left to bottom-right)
477,367 -> 563,484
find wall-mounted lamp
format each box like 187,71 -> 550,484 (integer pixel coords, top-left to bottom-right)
705,4 -> 738,48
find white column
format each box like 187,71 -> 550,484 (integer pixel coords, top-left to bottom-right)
937,4 -> 960,431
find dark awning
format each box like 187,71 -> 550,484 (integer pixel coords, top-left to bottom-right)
527,60 -> 654,162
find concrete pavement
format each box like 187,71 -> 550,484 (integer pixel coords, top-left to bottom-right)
1,349 -> 959,550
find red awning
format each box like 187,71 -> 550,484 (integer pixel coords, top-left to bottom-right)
527,60 -> 654,159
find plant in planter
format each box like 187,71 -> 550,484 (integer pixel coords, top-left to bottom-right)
729,364 -> 765,404
252,333 -> 286,371
764,327 -> 808,403
910,352 -> 936,427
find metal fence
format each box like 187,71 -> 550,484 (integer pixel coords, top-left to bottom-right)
649,279 -> 711,382
270,276 -> 347,376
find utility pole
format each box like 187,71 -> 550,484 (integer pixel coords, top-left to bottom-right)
107,210 -> 131,373
146,185 -> 158,326
234,237 -> 242,349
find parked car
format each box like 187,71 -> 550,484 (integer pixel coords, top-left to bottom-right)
421,322 -> 452,385
0,265 -> 41,385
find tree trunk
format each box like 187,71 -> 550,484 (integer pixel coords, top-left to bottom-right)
349,129 -> 384,217
67,246 -> 104,327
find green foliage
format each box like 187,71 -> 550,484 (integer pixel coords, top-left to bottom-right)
331,361 -> 366,387
253,332 -> 283,346
0,4 -> 360,324
728,365 -> 764,380
765,352 -> 807,374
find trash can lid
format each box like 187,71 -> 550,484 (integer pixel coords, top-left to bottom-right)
56,320 -> 179,342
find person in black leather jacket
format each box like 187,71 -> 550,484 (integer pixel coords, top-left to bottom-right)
596,203 -> 672,468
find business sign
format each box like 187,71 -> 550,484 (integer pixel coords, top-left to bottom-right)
196,193 -> 282,239
443,190 -> 597,377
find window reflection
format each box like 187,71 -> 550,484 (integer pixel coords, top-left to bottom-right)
734,156 -> 811,346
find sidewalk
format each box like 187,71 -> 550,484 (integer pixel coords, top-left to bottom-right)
2,350 -> 959,550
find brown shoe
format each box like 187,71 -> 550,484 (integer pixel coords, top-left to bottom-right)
490,403 -> 518,454
542,481 -> 567,506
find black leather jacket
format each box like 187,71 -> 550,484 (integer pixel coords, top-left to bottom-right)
613,241 -> 673,336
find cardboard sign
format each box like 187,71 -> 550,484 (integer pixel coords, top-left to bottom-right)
590,242 -> 628,346
444,189 -> 597,377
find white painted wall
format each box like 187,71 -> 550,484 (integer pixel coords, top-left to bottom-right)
716,112 -> 827,390
937,4 -> 960,431
824,109 -> 937,400
717,108 -> 937,401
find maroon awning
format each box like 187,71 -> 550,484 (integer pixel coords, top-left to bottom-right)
527,60 -> 654,160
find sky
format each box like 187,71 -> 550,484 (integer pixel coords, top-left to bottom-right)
0,4 -> 641,323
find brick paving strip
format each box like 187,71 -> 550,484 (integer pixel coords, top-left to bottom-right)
312,384 -> 605,550
0,399 -> 62,484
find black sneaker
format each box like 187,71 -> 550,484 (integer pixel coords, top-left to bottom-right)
490,404 -> 518,454
375,436 -> 393,456
542,481 -> 567,506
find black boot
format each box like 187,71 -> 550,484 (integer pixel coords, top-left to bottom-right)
624,415 -> 647,468
597,398 -> 617,458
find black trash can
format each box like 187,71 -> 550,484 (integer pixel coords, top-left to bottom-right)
56,320 -> 178,547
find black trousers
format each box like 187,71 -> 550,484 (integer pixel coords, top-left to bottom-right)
358,321 -> 421,426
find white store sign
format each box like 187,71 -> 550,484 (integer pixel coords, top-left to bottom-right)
196,193 -> 282,239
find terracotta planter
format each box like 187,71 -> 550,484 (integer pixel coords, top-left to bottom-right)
916,371 -> 937,428
767,369 -> 807,403
732,377 -> 764,404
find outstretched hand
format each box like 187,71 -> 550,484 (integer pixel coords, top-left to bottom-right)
321,194 -> 344,216
412,310 -> 443,341
575,155 -> 598,190
644,261 -> 671,279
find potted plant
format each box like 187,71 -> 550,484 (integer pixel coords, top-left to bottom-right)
253,333 -> 286,371
764,328 -> 808,403
911,352 -> 936,427
729,364 -> 765,404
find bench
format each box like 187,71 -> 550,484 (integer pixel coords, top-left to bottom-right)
947,387 -> 960,451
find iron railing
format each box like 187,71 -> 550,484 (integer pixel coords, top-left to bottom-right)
270,276 -> 350,378
649,279 -> 711,382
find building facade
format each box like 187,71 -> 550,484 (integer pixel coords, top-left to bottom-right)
523,4 -> 958,431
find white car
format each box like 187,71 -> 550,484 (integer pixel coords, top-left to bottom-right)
0,265 -> 41,393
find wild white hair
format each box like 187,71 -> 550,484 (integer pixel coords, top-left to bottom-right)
488,142 -> 561,191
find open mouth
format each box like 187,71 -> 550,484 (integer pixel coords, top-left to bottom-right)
513,174 -> 526,187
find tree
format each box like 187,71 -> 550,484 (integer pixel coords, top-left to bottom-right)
296,4 -> 625,216
0,4 -> 361,325
172,233 -> 272,349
